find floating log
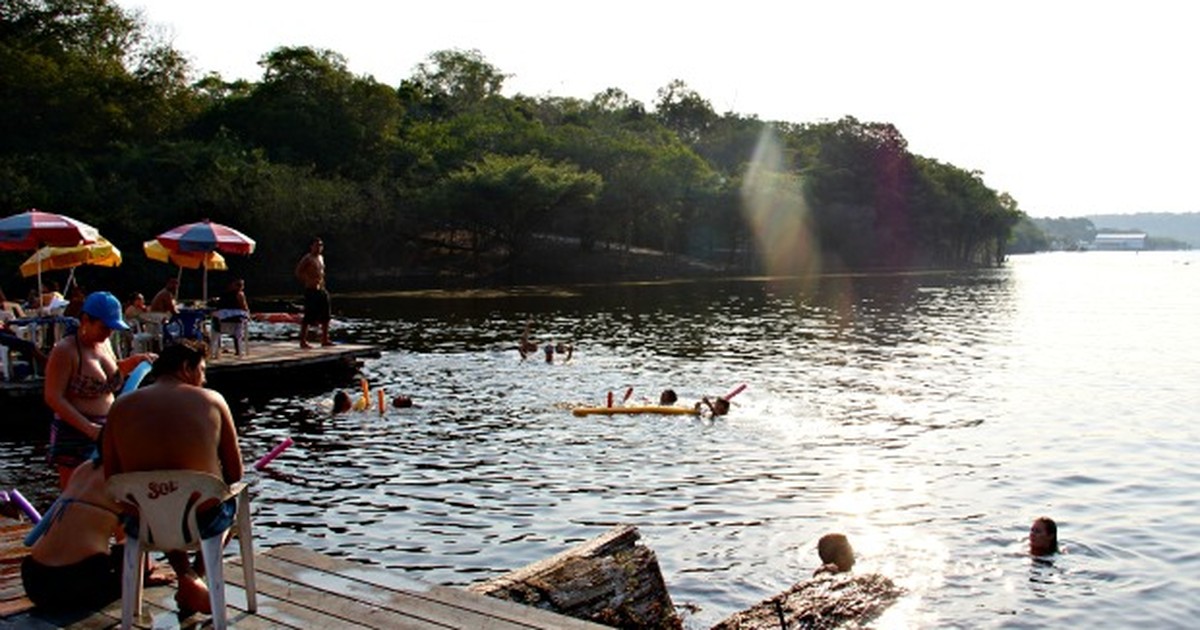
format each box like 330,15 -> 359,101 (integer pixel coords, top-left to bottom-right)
469,524 -> 681,629
710,572 -> 902,630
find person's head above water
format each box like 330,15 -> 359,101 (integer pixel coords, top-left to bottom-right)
712,397 -> 730,416
1029,516 -> 1058,556
332,390 -> 352,414
817,533 -> 856,573
660,389 -> 678,405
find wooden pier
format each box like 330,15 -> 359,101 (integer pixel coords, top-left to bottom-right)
0,518 -> 607,629
1,341 -> 381,407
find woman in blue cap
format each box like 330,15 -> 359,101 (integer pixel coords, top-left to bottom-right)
43,291 -> 156,488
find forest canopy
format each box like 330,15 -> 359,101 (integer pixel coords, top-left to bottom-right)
1,0 -> 1025,295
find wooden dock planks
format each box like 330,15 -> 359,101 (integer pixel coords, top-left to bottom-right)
1,517 -> 608,629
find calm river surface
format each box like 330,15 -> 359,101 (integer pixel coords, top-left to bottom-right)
4,251 -> 1199,628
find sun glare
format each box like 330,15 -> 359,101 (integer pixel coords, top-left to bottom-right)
740,125 -> 820,285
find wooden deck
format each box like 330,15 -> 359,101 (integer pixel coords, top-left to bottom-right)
0,519 -> 607,629
1,341 -> 380,405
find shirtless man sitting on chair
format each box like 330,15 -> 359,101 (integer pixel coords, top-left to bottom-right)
102,340 -> 243,614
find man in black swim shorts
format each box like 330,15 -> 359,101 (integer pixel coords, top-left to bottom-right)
294,237 -> 332,348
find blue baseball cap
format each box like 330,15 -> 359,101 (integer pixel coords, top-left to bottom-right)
82,291 -> 130,331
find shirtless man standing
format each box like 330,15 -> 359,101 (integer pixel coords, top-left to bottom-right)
294,237 -> 332,348
102,340 -> 243,614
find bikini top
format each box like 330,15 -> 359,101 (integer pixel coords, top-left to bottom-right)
23,496 -> 120,547
67,335 -> 123,398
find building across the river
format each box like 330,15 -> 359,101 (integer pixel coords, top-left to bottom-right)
1091,232 -> 1147,251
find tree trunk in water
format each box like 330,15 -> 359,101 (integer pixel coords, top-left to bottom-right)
469,524 -> 681,629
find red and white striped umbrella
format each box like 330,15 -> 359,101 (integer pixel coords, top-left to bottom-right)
155,219 -> 255,303
0,209 -> 100,251
1,209 -> 102,301
155,219 -> 256,255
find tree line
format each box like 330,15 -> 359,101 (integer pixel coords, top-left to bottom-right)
1,0 -> 1026,297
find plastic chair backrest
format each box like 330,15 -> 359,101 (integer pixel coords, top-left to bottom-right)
107,470 -> 233,551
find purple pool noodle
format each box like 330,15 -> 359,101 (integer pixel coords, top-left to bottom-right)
10,489 -> 41,523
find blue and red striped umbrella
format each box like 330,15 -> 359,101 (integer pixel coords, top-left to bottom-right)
155,219 -> 255,303
155,219 -> 256,255
0,209 -> 100,251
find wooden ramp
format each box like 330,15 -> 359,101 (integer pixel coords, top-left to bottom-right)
2,521 -> 607,629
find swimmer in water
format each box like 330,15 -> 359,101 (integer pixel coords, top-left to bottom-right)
814,533 -> 855,575
1029,516 -> 1058,556
332,390 -> 351,414
696,395 -> 730,416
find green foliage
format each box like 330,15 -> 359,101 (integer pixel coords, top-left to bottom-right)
0,0 -> 1029,298
1006,214 -> 1051,254
433,153 -> 601,276
1034,217 -> 1096,250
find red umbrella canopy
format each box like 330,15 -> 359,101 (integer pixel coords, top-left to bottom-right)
155,219 -> 256,255
0,209 -> 101,251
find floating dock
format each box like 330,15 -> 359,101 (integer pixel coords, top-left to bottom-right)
1,341 -> 380,409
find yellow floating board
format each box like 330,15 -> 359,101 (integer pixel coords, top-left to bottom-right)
572,405 -> 699,417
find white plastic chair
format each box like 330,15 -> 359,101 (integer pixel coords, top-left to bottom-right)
107,470 -> 257,629
210,310 -> 250,357
0,346 -> 24,381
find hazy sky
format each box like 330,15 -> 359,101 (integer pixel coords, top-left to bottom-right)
119,0 -> 1198,218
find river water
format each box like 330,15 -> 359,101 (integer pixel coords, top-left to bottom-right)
3,251 -> 1198,628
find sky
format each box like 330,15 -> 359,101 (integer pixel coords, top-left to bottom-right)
118,0 -> 1199,218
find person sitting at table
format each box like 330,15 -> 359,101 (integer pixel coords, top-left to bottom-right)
211,278 -> 250,355
1,287 -> 26,319
214,278 -> 250,317
41,281 -> 67,313
149,277 -> 180,315
1,316 -> 47,375
123,292 -> 147,323
43,291 -> 156,488
63,285 -> 86,319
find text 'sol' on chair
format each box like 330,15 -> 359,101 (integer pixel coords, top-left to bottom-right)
107,470 -> 257,630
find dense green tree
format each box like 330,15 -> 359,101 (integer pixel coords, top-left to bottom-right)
654,79 -> 717,146
434,153 -> 601,276
197,46 -> 404,180
1007,214 -> 1051,254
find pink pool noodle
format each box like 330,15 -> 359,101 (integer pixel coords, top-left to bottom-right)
254,437 -> 294,470
724,383 -> 747,400
10,489 -> 41,523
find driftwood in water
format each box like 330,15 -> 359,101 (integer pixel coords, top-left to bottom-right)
711,572 -> 902,630
469,524 -> 681,629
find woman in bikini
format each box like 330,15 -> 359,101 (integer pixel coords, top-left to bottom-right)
43,291 -> 155,488
21,453 -> 124,610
